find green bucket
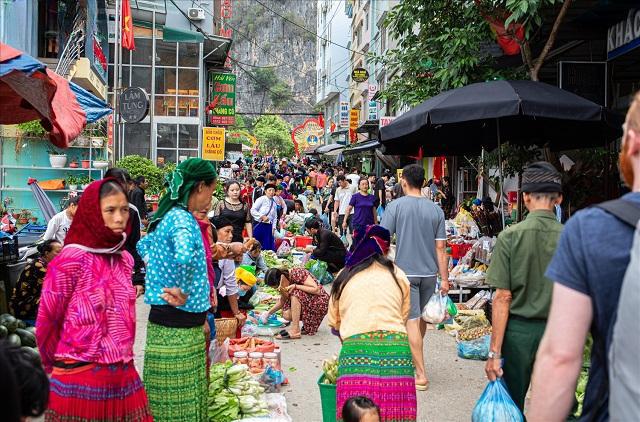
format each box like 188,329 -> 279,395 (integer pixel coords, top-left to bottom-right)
317,374 -> 337,422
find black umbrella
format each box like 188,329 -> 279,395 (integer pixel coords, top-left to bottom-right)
380,80 -> 623,156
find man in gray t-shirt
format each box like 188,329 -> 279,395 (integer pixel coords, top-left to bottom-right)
381,164 -> 449,390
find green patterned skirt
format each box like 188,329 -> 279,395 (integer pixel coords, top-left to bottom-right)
337,331 -> 416,422
143,322 -> 207,422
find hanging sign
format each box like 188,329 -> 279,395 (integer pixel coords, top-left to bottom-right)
207,72 -> 236,126
339,101 -> 350,127
107,114 -> 113,147
607,9 -> 640,60
351,67 -> 369,83
349,109 -> 360,129
368,101 -> 378,121
202,127 -> 226,161
379,116 -> 396,128
119,87 -> 149,123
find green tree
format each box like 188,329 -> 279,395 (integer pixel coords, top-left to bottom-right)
253,115 -> 294,157
375,0 -> 573,108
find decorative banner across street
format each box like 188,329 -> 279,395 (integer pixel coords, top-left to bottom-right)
207,72 -> 236,126
202,127 -> 226,161
292,118 -> 324,156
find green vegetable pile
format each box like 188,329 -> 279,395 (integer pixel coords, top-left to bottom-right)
262,251 -> 294,270
286,222 -> 301,234
321,356 -> 339,385
0,314 -> 40,363
208,362 -> 269,421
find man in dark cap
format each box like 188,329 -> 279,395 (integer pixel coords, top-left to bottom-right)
484,161 -> 564,411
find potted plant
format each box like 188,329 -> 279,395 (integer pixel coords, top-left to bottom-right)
81,152 -> 90,169
92,151 -> 109,169
17,209 -> 32,225
49,149 -> 68,168
69,157 -> 79,168
66,174 -> 79,191
79,176 -> 93,190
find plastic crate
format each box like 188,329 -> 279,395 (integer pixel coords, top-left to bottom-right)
317,374 -> 337,422
295,235 -> 313,248
0,236 -> 19,264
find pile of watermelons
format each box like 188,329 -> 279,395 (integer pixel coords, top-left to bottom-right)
0,313 -> 40,362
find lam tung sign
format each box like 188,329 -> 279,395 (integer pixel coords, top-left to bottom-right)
119,87 -> 149,123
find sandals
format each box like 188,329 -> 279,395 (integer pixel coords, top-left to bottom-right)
275,330 -> 301,340
415,380 -> 430,391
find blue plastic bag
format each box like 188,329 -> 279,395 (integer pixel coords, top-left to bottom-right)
457,334 -> 490,360
472,379 -> 524,422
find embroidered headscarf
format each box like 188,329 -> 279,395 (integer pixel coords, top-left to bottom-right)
148,158 -> 217,231
64,178 -> 132,252
345,224 -> 391,268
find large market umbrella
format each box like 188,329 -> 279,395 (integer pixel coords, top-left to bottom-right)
0,42 -> 112,149
27,178 -> 57,223
380,80 -> 622,156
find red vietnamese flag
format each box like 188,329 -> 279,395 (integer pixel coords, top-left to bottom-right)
122,0 -> 135,50
330,120 -> 336,132
318,114 -> 325,128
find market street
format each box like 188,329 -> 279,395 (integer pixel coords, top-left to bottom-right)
132,294 -> 486,422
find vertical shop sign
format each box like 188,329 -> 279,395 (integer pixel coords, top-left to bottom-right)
208,72 -> 236,126
107,114 -> 114,147
220,0 -> 233,67
349,109 -> 360,129
339,101 -> 349,127
202,127 -> 226,161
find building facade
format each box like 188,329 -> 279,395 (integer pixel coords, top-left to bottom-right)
315,0 -> 351,145
107,0 -> 230,164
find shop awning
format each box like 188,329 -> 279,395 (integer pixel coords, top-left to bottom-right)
343,140 -> 380,155
330,129 -> 348,138
316,143 -> 344,154
203,35 -> 233,66
356,119 -> 379,133
162,26 -> 204,43
303,145 -> 321,155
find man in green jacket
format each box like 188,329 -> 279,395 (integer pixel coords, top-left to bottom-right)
484,161 -> 564,411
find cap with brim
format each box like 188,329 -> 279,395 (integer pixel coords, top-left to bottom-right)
264,183 -> 277,191
521,162 -> 563,193
236,267 -> 257,287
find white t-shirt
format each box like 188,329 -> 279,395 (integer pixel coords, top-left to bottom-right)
43,210 -> 72,244
335,185 -> 356,215
346,173 -> 360,186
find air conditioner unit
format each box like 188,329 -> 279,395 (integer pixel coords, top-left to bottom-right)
188,7 -> 206,21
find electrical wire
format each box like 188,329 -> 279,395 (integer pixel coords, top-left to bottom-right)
253,0 -> 365,56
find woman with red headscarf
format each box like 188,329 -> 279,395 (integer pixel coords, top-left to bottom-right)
36,179 -> 152,421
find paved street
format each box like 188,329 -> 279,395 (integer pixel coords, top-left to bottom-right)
133,295 -> 486,422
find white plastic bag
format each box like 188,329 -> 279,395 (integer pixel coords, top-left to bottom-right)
212,338 -> 230,364
422,287 -> 447,324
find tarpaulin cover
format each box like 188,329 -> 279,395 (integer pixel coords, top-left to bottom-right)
0,42 -> 112,148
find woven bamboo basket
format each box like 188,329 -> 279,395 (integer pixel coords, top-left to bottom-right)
214,317 -> 238,344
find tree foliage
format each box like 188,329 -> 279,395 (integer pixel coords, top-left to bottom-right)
253,115 -> 294,157
250,68 -> 293,111
375,0 -> 571,108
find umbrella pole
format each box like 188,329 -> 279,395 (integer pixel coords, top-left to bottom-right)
497,119 -> 505,229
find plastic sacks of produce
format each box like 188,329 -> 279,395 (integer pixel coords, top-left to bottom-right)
422,287 -> 447,324
457,334 -> 490,360
472,379 -> 524,422
308,260 -> 333,285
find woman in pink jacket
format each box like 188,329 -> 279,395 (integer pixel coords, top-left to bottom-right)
36,178 -> 152,421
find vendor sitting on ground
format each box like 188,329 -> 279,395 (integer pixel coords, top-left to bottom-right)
236,266 -> 258,307
304,219 -> 346,273
212,216 -> 247,334
241,241 -> 269,274
261,267 -> 329,339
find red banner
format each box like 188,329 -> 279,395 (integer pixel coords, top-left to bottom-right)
122,0 -> 135,51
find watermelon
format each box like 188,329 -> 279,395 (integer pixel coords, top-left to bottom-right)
16,328 -> 36,348
0,314 -> 18,333
0,325 -> 7,339
20,346 -> 41,365
6,333 -> 21,347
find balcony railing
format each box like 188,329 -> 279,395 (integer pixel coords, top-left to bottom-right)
55,14 -> 86,79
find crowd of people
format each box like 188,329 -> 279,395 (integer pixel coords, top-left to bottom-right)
2,94 -> 639,422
